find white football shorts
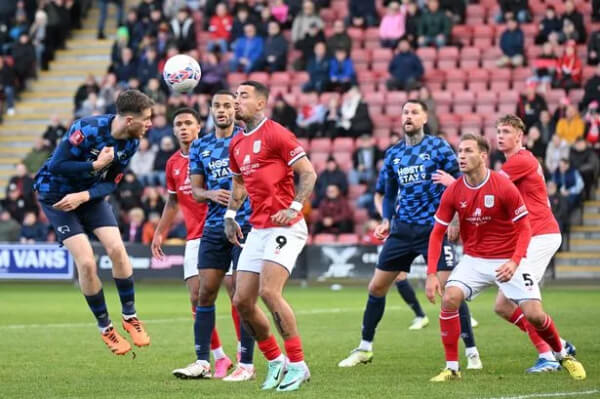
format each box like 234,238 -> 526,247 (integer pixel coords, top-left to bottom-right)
520,233 -> 562,282
237,219 -> 308,274
183,238 -> 201,280
446,254 -> 541,303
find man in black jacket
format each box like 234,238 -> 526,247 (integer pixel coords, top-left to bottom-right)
582,64 -> 600,110
0,56 -> 16,115
259,21 -> 288,72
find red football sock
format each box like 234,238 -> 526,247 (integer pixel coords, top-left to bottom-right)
509,308 -> 552,354
257,335 -> 282,361
284,336 -> 304,363
534,314 -> 563,353
440,308 -> 460,362
191,305 -> 196,321
211,328 -> 222,350
231,305 -> 241,342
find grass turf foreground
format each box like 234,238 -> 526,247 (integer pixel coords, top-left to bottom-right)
1,282 -> 599,399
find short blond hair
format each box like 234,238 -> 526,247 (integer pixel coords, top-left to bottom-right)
496,114 -> 526,133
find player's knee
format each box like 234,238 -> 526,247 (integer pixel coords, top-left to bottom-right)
198,286 -> 218,306
367,281 -> 387,297
441,288 -> 462,310
233,293 -> 251,316
105,242 -> 127,263
259,286 -> 282,307
77,259 -> 97,280
522,308 -> 546,328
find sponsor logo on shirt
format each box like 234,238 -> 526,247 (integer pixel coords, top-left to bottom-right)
484,195 -> 495,208
466,207 -> 491,226
69,130 -> 84,146
253,140 -> 261,154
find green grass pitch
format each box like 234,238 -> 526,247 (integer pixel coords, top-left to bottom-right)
1,282 -> 599,399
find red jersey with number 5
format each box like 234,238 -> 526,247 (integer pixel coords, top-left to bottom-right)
434,170 -> 530,259
166,151 -> 207,240
499,149 -> 560,236
229,118 -> 306,229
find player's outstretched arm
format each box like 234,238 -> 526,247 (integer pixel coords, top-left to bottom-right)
151,193 -> 179,259
271,156 -> 316,226
224,174 -> 246,246
190,174 -> 231,206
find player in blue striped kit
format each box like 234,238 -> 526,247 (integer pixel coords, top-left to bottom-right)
33,89 -> 154,355
339,100 -> 481,369
172,91 -> 256,381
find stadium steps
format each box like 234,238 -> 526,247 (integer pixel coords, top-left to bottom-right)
0,6 -> 121,198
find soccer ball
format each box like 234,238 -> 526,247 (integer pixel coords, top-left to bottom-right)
162,54 -> 201,93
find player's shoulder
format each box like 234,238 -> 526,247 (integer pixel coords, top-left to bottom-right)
166,150 -> 185,168
491,170 -> 517,189
196,132 -> 217,146
510,148 -> 538,167
78,114 -> 115,132
384,141 -> 405,159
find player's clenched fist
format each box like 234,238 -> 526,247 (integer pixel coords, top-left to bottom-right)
374,219 -> 390,240
93,146 -> 115,170
208,189 -> 231,206
270,208 -> 298,226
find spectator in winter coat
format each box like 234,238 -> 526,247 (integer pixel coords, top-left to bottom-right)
516,82 -> 548,130
497,0 -> 529,23
314,156 -> 349,206
303,41 -> 330,92
588,29 -> 600,65
387,39 -> 424,91
545,134 -> 570,174
497,18 -> 524,67
258,21 -> 288,72
328,48 -> 356,92
291,0 -> 323,44
348,0 -> 378,28
379,2 -> 406,49
0,56 -> 17,115
556,105 -> 585,144
130,137 -> 157,186
561,0 -> 586,44
556,40 -> 582,89
581,64 -> 600,109
535,5 -> 562,45
230,23 -> 264,73
170,7 -> 197,52
208,2 -> 233,54
569,137 -> 600,199
271,94 -> 298,132
552,158 -> 585,209
417,0 -> 451,48
326,20 -> 352,55
313,184 -> 354,234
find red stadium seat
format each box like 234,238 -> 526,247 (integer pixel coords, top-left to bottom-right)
377,136 -> 391,149
357,70 -> 378,84
459,47 -> 481,69
292,71 -> 309,85
333,137 -> 355,152
248,72 -> 270,85
332,152 -> 352,166
569,89 -> 585,105
371,48 -> 393,63
386,91 -> 407,105
297,138 -> 310,152
368,104 -> 384,116
353,208 -> 369,225
452,25 -> 472,46
460,113 -> 483,134
385,104 -> 403,116
371,60 -> 389,74
437,47 -> 459,70
364,91 -> 385,106
467,5 -> 487,24
227,72 -> 247,87
424,69 -> 446,91
475,91 -> 498,114
337,234 -> 360,244
311,138 -> 332,153
372,115 -> 393,129
438,113 -> 461,129
313,234 -> 337,244
432,90 -> 453,114
453,91 -> 476,114
416,47 -> 437,64
445,69 -> 467,92
349,184 -> 367,200
374,128 -> 391,139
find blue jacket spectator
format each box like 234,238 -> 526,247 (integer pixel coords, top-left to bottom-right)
303,41 -> 330,93
136,47 -> 159,87
230,24 -> 264,73
114,47 -> 138,84
328,48 -> 356,92
349,0 -> 378,27
20,212 -> 48,243
498,18 -> 525,67
386,39 -> 424,91
552,158 -> 585,209
535,6 -> 562,44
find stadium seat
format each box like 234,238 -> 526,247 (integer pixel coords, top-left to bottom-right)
320,8 -> 336,24
437,47 -> 459,70
460,113 -> 483,135
569,89 -> 585,105
364,91 -> 385,106
466,4 -> 487,25
475,91 -> 498,114
371,60 -> 389,74
453,91 -> 476,114
313,234 -> 337,244
292,71 -> 309,85
248,72 -> 269,85
416,47 -> 437,65
297,138 -> 310,152
371,48 -> 393,63
372,115 -> 393,129
310,138 -> 332,153
445,69 -> 467,92
353,208 -> 369,225
337,234 -> 360,244
227,72 -> 247,87
351,49 -> 371,69
432,90 -> 453,113
424,69 -> 446,91
368,103 -> 384,116
357,70 -> 378,84
377,136 -> 391,149
386,91 -> 407,105
452,25 -> 472,46
333,137 -> 355,152
374,128 -> 391,139
348,184 -> 367,200
459,47 -> 481,69
385,104 -> 403,116
333,152 -> 353,171
473,25 -> 495,44
438,113 -> 461,130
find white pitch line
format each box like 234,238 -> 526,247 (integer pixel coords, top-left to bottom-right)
0,305 -> 406,330
479,389 -> 600,399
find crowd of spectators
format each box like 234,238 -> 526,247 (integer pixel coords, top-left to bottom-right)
1,0 -> 600,247
0,0 -> 89,119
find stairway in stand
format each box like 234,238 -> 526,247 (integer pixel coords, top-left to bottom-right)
0,5 -> 123,197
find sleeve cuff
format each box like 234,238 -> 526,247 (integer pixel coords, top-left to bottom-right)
434,215 -> 450,226
512,211 -> 528,223
288,152 -> 306,166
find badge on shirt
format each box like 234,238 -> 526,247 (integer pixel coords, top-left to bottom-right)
114,173 -> 124,184
69,130 -> 84,146
484,195 -> 495,208
253,140 -> 261,154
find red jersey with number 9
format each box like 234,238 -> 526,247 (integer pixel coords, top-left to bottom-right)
229,119 -> 306,229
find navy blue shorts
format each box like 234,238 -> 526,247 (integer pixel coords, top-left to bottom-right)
40,199 -> 118,244
198,226 -> 251,272
377,221 -> 456,272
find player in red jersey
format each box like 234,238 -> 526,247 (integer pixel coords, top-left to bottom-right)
150,108 -> 234,378
425,134 -> 585,382
225,81 -> 317,392
433,115 -> 576,372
